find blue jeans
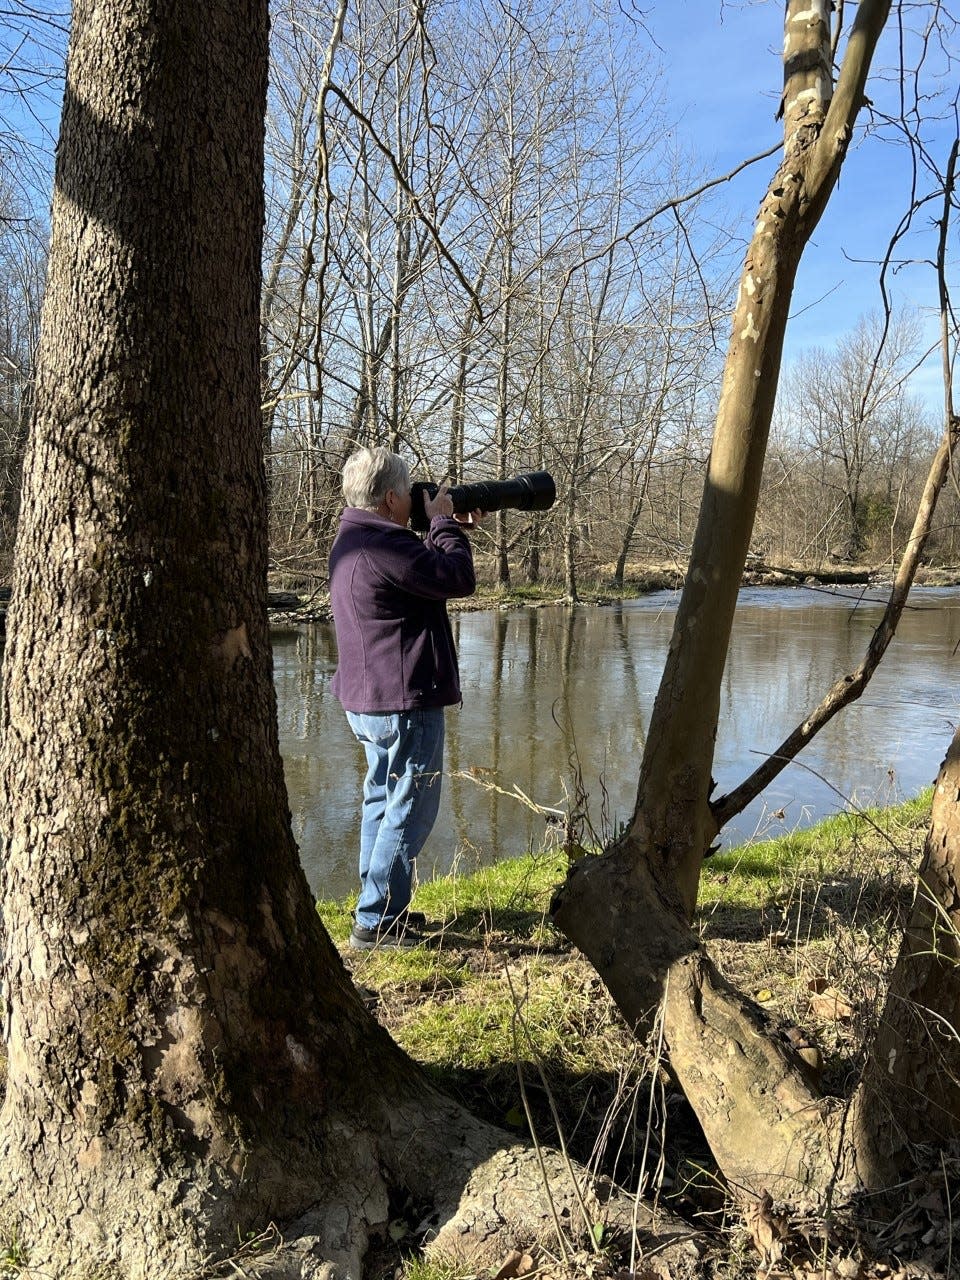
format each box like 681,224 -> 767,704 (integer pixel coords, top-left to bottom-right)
345,708 -> 445,930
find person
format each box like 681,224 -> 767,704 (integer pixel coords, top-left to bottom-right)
328,446 -> 482,950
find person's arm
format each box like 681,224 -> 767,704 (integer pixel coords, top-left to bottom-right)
376,518 -> 476,600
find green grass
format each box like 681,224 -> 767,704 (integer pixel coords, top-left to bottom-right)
698,789 -> 931,913
319,849 -> 618,1080
401,1256 -> 474,1280
472,583 -> 563,604
317,790 -> 933,1113
413,849 -> 566,934
317,848 -> 567,945
347,945 -> 471,1001
395,953 -> 616,1074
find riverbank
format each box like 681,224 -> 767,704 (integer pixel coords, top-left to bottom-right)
1,560 -> 958,639
266,560 -> 960,629
319,789 -> 956,1280
0,798 -> 945,1277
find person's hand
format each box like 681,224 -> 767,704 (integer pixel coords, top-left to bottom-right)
423,482 -> 454,521
453,509 -> 486,527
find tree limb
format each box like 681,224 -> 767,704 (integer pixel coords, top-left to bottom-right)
713,137 -> 959,830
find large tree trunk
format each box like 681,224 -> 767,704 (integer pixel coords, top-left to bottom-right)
850,726 -> 960,1185
0,0 -> 344,1263
0,3 -> 684,1275
554,0 -> 896,1204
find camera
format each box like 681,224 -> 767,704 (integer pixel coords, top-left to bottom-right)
409,471 -> 556,533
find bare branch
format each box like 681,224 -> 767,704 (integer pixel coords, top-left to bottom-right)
713,137 -> 960,829
324,81 -> 484,319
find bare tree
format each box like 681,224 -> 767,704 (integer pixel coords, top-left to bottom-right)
553,0 -> 960,1202
261,0 -> 731,592
783,310 -> 932,559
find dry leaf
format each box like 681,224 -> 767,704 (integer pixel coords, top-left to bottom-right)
807,979 -> 855,1021
834,1257 -> 861,1278
745,1190 -> 789,1265
783,1025 -> 824,1074
493,1249 -> 537,1280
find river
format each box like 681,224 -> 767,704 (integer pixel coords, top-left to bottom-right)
275,585 -> 960,899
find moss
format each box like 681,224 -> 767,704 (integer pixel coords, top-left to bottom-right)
65,729 -> 210,1141
21,529 -> 357,1147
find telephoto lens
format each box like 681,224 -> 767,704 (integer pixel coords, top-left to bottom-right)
409,471 -> 555,532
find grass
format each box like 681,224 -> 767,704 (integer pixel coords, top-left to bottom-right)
321,791 -> 936,1278
0,1239 -> 26,1276
317,849 -> 568,950
700,788 -> 931,912
318,849 -> 622,1080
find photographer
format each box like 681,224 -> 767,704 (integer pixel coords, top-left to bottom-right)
329,446 -> 483,950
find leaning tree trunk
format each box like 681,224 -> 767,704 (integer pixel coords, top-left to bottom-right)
849,144 -> 960,1180
848,730 -> 960,1187
0,4 -> 682,1275
554,0 -> 894,1203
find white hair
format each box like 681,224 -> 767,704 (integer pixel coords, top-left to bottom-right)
341,447 -> 410,510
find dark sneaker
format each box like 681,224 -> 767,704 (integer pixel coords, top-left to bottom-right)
348,919 -> 424,951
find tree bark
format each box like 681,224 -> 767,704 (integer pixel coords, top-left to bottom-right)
850,727 -> 960,1185
554,0 -> 894,1203
0,3 -> 688,1274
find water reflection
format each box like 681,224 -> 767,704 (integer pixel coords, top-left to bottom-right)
274,587 -> 960,899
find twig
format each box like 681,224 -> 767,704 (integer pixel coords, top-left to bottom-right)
631,982 -> 669,1273
448,769 -> 565,820
504,962 -> 604,1252
505,965 -> 574,1263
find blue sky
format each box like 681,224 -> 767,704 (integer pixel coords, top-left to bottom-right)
643,0 -> 956,412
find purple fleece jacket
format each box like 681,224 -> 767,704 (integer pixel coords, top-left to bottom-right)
329,507 -> 477,713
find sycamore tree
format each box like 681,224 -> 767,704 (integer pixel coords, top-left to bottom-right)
555,0 -> 960,1204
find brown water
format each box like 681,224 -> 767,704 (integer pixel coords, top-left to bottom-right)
275,586 -> 960,899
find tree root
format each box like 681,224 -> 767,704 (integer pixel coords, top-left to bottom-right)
194,1096 -> 704,1280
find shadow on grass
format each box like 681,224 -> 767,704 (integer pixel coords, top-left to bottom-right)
427,905 -> 566,954
697,868 -> 915,945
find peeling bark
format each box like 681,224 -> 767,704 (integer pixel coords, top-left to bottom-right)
555,0 -> 894,1203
